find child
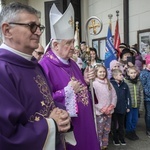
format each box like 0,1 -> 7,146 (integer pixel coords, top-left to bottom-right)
93,65 -> 117,150
125,66 -> 144,140
110,69 -> 131,146
107,60 -> 121,79
140,54 -> 150,138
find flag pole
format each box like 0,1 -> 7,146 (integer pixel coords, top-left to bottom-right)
104,14 -> 117,68
74,21 -> 80,49
116,10 -> 119,18
85,16 -> 103,134
108,14 -> 113,28
114,10 -> 121,56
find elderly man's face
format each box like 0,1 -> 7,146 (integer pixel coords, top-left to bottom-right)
7,12 -> 42,54
56,39 -> 75,60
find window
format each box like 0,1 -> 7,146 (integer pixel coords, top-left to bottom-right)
92,37 -> 106,60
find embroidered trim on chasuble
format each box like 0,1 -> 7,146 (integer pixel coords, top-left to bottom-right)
46,53 -> 89,106
64,84 -> 78,117
29,74 -> 55,122
76,85 -> 89,106
46,53 -> 59,63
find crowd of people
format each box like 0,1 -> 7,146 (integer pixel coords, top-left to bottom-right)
72,40 -> 149,150
0,2 -> 150,150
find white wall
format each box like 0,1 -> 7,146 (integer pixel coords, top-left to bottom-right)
129,0 -> 150,45
84,0 -> 150,47
5,0 -> 54,47
84,0 -> 123,46
5,0 -> 28,5
28,0 -> 54,47
4,0 -> 150,49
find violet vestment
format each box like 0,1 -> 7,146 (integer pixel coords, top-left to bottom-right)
40,49 -> 100,150
0,49 -> 62,150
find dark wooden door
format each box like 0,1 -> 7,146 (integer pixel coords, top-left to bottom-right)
44,0 -> 81,45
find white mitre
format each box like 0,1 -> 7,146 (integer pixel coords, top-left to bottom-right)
50,3 -> 74,40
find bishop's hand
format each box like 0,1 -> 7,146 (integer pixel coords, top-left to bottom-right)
68,79 -> 83,94
84,66 -> 96,84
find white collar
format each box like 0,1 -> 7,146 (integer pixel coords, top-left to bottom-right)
0,43 -> 33,61
57,55 -> 69,64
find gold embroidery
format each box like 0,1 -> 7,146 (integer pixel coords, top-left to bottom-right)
72,78 -> 89,106
46,53 -> 59,62
29,74 -> 55,122
68,16 -> 74,27
41,101 -> 45,106
35,116 -> 40,121
46,52 -> 89,106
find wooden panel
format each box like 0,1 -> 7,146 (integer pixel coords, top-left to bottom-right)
44,0 -> 63,44
123,0 -> 129,45
44,0 -> 81,44
70,0 -> 81,42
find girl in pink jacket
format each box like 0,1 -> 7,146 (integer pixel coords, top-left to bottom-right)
93,65 -> 117,150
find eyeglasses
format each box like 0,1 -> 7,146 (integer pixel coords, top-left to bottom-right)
35,50 -> 44,55
9,22 -> 45,33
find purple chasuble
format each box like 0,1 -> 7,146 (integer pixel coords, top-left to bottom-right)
40,49 -> 100,150
0,49 -> 62,150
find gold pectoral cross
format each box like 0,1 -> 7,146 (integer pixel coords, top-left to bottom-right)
68,16 -> 74,27
89,19 -> 100,34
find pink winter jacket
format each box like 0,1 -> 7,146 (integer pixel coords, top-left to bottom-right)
93,78 -> 117,115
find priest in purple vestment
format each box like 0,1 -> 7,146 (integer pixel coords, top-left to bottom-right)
40,3 -> 100,150
0,2 -> 73,150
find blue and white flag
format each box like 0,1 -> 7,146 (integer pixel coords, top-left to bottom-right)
104,25 -> 117,68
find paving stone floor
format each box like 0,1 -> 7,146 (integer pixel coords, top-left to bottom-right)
107,113 -> 150,150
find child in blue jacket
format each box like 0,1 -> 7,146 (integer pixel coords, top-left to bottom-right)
110,69 -> 131,146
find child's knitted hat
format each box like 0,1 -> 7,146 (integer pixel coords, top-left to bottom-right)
110,60 -> 120,70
